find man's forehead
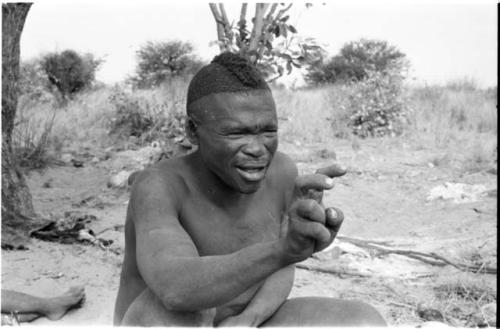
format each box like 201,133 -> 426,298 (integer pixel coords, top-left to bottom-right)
212,90 -> 275,105
190,90 -> 276,121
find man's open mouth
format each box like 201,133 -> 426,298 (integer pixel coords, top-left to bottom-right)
235,164 -> 267,182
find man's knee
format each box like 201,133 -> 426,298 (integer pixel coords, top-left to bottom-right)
342,299 -> 387,326
263,297 -> 386,327
121,288 -> 215,326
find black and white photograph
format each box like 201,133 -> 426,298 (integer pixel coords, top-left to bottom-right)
1,0 -> 497,326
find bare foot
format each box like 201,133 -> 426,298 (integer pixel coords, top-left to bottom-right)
44,286 -> 85,321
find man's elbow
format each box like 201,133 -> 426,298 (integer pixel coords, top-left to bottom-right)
159,289 -> 213,313
158,291 -> 217,325
159,290 -> 192,311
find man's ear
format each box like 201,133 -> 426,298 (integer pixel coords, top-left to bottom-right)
185,117 -> 199,145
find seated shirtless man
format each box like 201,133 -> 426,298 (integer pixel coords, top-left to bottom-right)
113,52 -> 387,327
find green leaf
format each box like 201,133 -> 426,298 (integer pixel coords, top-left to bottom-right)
274,25 -> 280,37
288,25 -> 297,33
279,53 -> 292,61
286,61 -> 292,74
280,23 -> 288,38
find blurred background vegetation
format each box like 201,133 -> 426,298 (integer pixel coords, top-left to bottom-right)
13,25 -> 497,175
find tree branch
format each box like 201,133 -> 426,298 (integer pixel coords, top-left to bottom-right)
275,3 -> 293,21
265,3 -> 278,22
218,3 -> 233,43
239,3 -> 248,26
209,3 -> 225,51
248,3 -> 270,56
237,3 -> 248,50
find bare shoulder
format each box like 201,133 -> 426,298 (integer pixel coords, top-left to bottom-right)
268,151 -> 298,213
270,151 -> 298,182
129,157 -> 189,219
267,151 -> 298,198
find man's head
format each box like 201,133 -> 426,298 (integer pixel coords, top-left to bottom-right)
185,52 -> 278,194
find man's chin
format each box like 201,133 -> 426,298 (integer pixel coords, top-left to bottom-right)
237,180 -> 263,194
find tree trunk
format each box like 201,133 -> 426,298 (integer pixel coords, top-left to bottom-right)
2,3 -> 37,249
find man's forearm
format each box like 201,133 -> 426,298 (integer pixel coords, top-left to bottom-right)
233,265 -> 295,326
141,240 -> 290,312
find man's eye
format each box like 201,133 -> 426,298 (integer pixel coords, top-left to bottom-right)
224,131 -> 245,137
263,129 -> 277,136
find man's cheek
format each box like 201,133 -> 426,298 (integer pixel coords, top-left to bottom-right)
266,136 -> 278,153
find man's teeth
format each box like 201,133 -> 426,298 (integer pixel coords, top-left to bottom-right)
236,165 -> 266,181
242,168 -> 261,171
239,167 -> 263,172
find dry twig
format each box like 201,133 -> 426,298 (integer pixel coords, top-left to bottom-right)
336,236 -> 496,274
296,263 -> 371,278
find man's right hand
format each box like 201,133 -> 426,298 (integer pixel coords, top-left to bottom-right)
282,199 -> 329,263
280,165 -> 346,263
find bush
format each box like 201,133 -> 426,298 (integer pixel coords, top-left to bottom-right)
41,49 -> 103,101
107,85 -> 186,145
130,40 -> 204,89
306,39 -> 408,86
12,98 -> 59,170
108,89 -> 155,139
305,55 -> 363,85
445,77 -> 479,92
19,59 -> 53,102
13,117 -> 57,169
337,67 -> 410,138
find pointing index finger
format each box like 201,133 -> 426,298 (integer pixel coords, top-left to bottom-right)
296,174 -> 334,192
315,164 -> 347,178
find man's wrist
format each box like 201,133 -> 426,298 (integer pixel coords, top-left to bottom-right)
216,310 -> 262,327
237,308 -> 266,327
271,239 -> 293,267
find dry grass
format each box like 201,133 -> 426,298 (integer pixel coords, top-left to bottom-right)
405,86 -> 497,173
431,272 -> 496,327
13,79 -> 189,162
274,87 -> 331,144
273,85 -> 353,144
13,78 -> 497,173
274,82 -> 497,173
373,269 -> 496,327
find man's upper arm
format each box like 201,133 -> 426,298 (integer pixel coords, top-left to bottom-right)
274,152 -> 298,210
130,169 -> 198,288
272,152 -> 298,238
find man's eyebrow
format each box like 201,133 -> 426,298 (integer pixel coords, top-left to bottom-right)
215,120 -> 246,131
220,121 -> 278,132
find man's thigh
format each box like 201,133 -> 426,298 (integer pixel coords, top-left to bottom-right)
121,288 -> 215,326
260,297 -> 387,327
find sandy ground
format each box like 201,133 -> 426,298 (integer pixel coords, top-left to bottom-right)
1,139 -> 497,326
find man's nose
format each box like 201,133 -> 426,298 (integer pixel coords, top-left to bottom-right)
242,135 -> 266,157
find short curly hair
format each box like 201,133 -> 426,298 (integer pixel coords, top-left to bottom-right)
186,52 -> 270,111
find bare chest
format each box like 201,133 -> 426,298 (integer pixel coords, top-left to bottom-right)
179,192 -> 284,256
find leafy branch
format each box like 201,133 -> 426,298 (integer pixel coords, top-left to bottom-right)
209,3 -> 325,81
